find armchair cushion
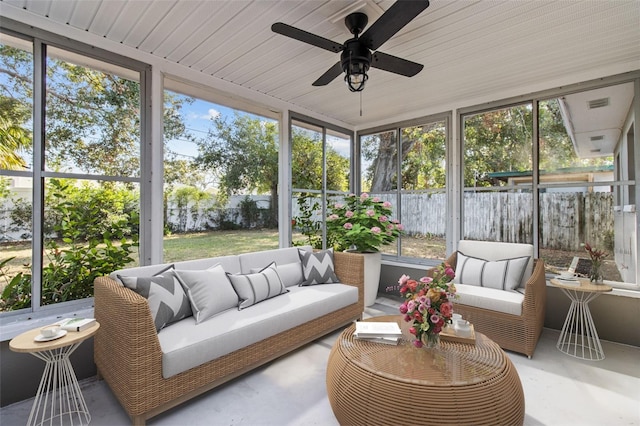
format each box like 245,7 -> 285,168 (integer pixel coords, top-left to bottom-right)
456,240 -> 534,288
454,283 -> 524,315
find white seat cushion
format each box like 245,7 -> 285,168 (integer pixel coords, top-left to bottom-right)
157,283 -> 357,378
454,283 -> 524,316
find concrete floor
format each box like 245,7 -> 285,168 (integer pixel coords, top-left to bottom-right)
1,297 -> 639,426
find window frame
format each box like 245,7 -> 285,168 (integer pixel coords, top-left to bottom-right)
289,112 -> 354,249
457,74 -> 640,290
0,20 -> 150,320
356,112 -> 452,265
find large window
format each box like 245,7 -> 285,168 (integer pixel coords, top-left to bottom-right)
462,103 -> 534,244
358,115 -> 449,260
162,88 -> 280,261
461,82 -> 637,288
290,116 -> 352,249
1,28 -> 146,314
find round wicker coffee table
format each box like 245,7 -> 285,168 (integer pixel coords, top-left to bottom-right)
326,315 -> 524,426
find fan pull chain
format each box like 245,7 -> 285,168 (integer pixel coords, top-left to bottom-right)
360,91 -> 363,117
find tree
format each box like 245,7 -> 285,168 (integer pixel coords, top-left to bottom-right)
400,123 -> 447,190
463,105 -> 533,187
0,96 -> 32,170
196,113 -> 279,226
291,127 -> 350,192
0,44 -> 33,170
0,44 -> 191,176
362,124 -> 446,193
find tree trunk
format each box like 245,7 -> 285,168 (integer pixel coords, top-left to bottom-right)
370,132 -> 418,192
269,184 -> 278,228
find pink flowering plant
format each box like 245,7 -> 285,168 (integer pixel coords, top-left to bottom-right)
397,263 -> 457,348
326,193 -> 403,253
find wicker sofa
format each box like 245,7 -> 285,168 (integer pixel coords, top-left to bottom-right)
93,247 -> 364,425
431,240 -> 546,358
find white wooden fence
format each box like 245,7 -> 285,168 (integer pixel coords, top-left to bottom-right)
297,191 -> 614,251
1,192 -> 614,251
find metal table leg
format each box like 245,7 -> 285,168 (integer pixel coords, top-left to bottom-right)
27,342 -> 91,426
556,288 -> 605,361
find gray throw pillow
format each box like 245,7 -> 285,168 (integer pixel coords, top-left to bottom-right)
173,265 -> 239,324
455,252 -> 530,291
298,248 -> 340,286
118,270 -> 193,332
227,262 -> 288,310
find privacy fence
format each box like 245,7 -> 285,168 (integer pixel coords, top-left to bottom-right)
305,191 -> 613,252
1,192 -> 613,252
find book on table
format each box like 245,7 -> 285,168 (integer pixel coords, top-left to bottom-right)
354,321 -> 402,338
56,317 -> 96,332
354,335 -> 400,345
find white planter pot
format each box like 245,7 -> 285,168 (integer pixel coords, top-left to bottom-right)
361,251 -> 382,307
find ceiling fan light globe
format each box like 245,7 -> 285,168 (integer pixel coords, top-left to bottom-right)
345,72 -> 367,92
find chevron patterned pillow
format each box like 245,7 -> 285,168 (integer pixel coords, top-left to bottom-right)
118,270 -> 193,332
298,248 -> 340,286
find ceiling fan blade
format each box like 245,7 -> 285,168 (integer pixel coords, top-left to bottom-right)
271,23 -> 344,53
312,62 -> 343,86
359,0 -> 430,51
371,52 -> 424,77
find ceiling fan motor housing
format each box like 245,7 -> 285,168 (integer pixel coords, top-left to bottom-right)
341,39 -> 372,74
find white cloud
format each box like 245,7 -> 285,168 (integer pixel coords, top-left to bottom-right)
206,108 -> 220,119
188,108 -> 220,120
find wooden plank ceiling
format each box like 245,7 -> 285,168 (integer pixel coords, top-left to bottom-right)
1,0 -> 639,127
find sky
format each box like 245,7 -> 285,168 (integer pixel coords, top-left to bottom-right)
165,95 -> 236,161
165,91 -> 352,162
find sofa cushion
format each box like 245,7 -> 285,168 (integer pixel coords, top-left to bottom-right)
118,271 -> 193,332
455,252 -> 530,291
110,255 -> 242,283
174,265 -> 239,323
239,246 -> 309,272
227,262 -> 288,310
299,248 -> 340,286
250,262 -> 304,288
157,283 -> 358,378
239,247 -> 309,287
174,255 -> 242,274
454,283 -> 524,316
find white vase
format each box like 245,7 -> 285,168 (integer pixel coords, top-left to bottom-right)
361,251 -> 382,307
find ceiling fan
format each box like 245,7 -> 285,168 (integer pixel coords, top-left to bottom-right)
271,0 -> 430,92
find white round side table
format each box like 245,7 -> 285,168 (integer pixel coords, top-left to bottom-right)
550,278 -> 611,361
9,322 -> 100,426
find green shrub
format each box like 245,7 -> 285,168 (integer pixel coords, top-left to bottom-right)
0,179 -> 138,311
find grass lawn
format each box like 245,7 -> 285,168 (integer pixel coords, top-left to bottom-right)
163,229 -> 280,262
1,229 -> 622,283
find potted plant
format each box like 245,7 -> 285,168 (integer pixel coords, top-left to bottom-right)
326,193 -> 404,306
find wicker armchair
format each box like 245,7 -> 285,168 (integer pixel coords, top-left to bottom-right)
431,245 -> 546,358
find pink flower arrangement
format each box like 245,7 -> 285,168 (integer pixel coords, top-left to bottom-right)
395,263 -> 457,348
